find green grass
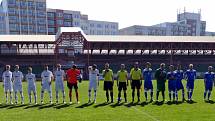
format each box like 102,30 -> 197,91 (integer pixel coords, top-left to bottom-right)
0,80 -> 215,121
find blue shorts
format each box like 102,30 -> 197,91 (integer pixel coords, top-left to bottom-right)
205,84 -> 213,91
186,81 -> 194,90
144,81 -> 153,90
176,80 -> 184,90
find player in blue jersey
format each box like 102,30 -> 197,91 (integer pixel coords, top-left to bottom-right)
143,62 -> 153,102
185,64 -> 196,101
167,65 -> 177,102
204,66 -> 215,101
175,64 -> 185,101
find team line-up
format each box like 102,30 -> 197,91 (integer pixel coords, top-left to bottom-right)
1,62 -> 214,105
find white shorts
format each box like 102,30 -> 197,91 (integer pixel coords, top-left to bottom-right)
14,83 -> 23,92
28,85 -> 36,94
41,82 -> 52,92
89,81 -> 98,90
55,81 -> 64,92
4,82 -> 13,92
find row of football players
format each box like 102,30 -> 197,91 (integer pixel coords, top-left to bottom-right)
99,62 -> 214,103
2,62 -> 214,104
2,64 -> 83,104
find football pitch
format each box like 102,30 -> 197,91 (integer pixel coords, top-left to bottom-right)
0,80 -> 215,121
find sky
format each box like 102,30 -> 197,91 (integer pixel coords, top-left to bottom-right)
46,0 -> 215,31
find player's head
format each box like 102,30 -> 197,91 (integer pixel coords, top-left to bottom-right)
169,65 -> 174,71
44,64 -> 49,70
160,63 -> 165,70
28,67 -> 32,73
146,62 -> 151,68
57,64 -> 61,70
105,63 -> 109,70
120,64 -> 125,70
5,65 -> 10,71
72,64 -> 77,69
92,64 -> 97,70
208,66 -> 213,72
15,65 -> 19,71
189,64 -> 193,69
177,64 -> 181,70
134,62 -> 139,69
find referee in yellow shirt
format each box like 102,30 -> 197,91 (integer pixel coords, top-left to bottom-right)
102,63 -> 114,103
130,62 -> 143,103
117,64 -> 128,103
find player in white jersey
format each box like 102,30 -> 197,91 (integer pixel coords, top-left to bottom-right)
2,65 -> 13,104
88,64 -> 100,103
54,64 -> 66,104
41,65 -> 53,104
26,67 -> 37,104
13,65 -> 24,104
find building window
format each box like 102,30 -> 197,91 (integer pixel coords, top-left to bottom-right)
57,13 -> 63,18
48,20 -> 55,26
105,25 -> 109,29
21,17 -> 28,24
36,2 -> 46,10
38,26 -> 47,33
20,1 -> 27,8
28,1 -> 35,9
57,20 -> 63,25
28,17 -> 36,24
37,11 -> 46,17
47,12 -> 55,18
48,28 -> 55,33
20,9 -> 27,16
64,22 -> 72,27
21,25 -> 28,32
90,24 -> 94,27
37,18 -> 46,25
8,8 -> 16,15
64,14 -> 72,19
28,10 -> 35,16
97,24 -> 102,28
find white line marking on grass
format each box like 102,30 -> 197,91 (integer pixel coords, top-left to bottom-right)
133,107 -> 160,121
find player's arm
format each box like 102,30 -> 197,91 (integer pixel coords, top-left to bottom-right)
41,72 -> 43,86
204,74 -> 206,85
50,72 -> 54,85
62,70 -> 66,82
97,70 -> 100,86
140,70 -> 143,85
129,69 -> 133,85
21,72 -> 24,81
126,71 -> 129,86
112,71 -> 114,84
116,71 -> 119,86
102,70 -> 107,78
2,72 -> 4,87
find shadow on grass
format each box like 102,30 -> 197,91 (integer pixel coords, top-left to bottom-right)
54,103 -> 71,109
94,102 -> 110,108
38,104 -> 55,110
24,104 -> 42,109
7,104 -> 28,109
110,102 -> 124,108
204,100 -> 215,104
0,104 -> 12,109
152,101 -> 164,106
140,102 -> 149,107
124,102 -> 140,107
186,100 -> 197,104
76,102 -> 94,108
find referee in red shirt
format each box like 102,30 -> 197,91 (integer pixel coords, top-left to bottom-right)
66,64 -> 82,104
